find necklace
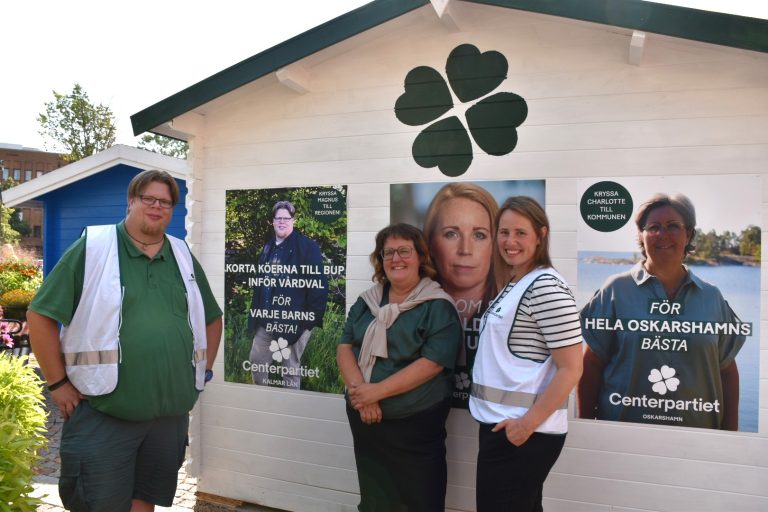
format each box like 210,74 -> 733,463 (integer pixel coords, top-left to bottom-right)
125,229 -> 164,250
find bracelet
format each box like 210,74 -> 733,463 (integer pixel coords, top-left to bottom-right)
47,376 -> 69,392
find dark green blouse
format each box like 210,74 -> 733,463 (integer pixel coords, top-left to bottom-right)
340,288 -> 462,419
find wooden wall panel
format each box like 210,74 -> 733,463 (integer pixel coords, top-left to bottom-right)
191,4 -> 768,511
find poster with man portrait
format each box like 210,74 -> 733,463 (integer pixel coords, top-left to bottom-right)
577,176 -> 760,432
224,186 -> 347,393
391,179 -> 545,408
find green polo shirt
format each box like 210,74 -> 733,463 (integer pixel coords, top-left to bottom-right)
339,289 -> 462,419
30,222 -> 222,421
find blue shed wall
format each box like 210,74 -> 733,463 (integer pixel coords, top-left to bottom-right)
39,164 -> 187,275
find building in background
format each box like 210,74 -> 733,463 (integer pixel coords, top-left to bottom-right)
0,143 -> 67,254
1,145 -> 188,274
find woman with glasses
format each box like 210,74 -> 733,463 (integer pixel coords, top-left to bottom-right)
337,223 -> 462,512
469,197 -> 583,512
579,193 -> 745,430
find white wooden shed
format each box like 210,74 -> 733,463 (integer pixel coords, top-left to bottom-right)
131,1 -> 768,510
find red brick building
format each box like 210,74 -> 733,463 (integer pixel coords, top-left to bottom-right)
0,143 -> 66,253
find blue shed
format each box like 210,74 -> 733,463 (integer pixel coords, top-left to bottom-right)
1,145 -> 189,275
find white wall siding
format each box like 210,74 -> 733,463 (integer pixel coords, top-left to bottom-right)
191,4 -> 768,510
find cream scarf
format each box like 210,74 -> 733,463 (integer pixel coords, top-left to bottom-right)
358,277 -> 454,382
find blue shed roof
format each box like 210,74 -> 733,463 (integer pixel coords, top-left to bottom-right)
38,163 -> 187,275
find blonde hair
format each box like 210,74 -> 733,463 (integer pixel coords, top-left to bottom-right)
423,183 -> 499,305
127,169 -> 179,206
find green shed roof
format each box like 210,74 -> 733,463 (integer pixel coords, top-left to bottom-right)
131,0 -> 768,136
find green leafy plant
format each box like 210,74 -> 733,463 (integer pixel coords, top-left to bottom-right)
0,353 -> 48,511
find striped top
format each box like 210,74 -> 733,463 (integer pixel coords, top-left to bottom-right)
471,268 -> 581,431
504,274 -> 582,362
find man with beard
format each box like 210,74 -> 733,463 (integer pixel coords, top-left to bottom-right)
28,169 -> 223,512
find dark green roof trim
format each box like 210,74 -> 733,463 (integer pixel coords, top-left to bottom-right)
131,0 -> 428,136
468,0 -> 768,53
131,0 -> 768,137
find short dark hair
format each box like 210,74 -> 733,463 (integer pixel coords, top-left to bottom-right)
127,169 -> 180,206
272,200 -> 295,218
494,196 -> 552,289
635,193 -> 697,257
369,223 -> 437,284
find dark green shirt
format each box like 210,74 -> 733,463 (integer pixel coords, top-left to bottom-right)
340,289 -> 462,419
30,222 -> 222,421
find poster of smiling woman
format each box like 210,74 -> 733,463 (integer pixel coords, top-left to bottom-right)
577,176 -> 760,432
391,179 -> 545,408
224,186 -> 347,393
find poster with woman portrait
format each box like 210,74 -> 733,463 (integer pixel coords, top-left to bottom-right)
391,180 -> 545,408
224,186 -> 347,393
577,176 -> 760,432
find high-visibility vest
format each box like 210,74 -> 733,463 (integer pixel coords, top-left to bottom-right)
60,225 -> 208,395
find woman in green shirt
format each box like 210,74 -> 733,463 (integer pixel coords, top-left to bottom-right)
337,223 -> 462,512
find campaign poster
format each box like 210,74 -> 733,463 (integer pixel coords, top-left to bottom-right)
391,180 -> 546,408
224,186 -> 347,393
577,176 -> 760,432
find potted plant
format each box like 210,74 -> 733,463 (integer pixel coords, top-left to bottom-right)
0,289 -> 36,321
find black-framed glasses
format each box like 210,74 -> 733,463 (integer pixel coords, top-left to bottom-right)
138,195 -> 173,209
642,222 -> 685,236
381,246 -> 414,260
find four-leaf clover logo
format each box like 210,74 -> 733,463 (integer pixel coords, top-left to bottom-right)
395,43 -> 528,177
269,337 -> 291,363
455,371 -> 470,390
648,365 -> 680,395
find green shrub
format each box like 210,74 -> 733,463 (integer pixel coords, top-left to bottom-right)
0,289 -> 36,309
0,271 -> 26,297
0,353 -> 48,511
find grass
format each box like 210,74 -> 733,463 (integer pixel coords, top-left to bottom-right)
223,291 -> 345,394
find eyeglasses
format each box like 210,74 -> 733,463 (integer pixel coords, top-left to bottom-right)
138,195 -> 173,209
643,222 -> 685,236
273,216 -> 293,222
381,246 -> 415,260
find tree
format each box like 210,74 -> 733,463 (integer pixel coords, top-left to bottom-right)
0,177 -> 21,245
37,83 -> 116,162
739,225 -> 761,259
9,210 -> 30,237
138,133 -> 188,159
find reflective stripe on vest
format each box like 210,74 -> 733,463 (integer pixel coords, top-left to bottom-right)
64,349 -> 120,366
471,382 -> 568,410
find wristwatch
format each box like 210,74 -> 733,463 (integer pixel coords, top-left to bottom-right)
205,369 -> 214,383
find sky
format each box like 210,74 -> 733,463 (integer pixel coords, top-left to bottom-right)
2,0 -> 766,152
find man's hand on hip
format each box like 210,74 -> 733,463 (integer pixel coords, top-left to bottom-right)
53,382 -> 85,421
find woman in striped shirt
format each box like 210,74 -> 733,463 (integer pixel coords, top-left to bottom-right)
469,196 -> 583,512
